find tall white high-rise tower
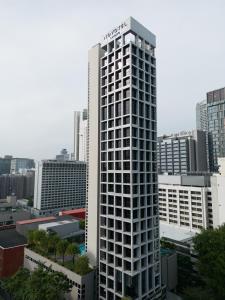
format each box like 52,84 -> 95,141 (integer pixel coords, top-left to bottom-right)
73,109 -> 88,161
86,17 -> 162,299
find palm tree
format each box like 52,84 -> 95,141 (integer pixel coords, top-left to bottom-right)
27,230 -> 35,247
56,240 -> 69,265
65,243 -> 80,264
48,234 -> 60,260
34,230 -> 47,251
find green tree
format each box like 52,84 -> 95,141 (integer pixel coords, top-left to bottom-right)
2,268 -> 30,300
79,219 -> 85,230
57,240 -> 69,265
193,225 -> 225,299
160,238 -> 175,249
27,198 -> 33,207
183,287 -> 214,300
66,243 -> 80,264
74,255 -> 91,275
28,267 -> 71,300
48,234 -> 60,260
33,230 -> 47,250
3,267 -> 71,300
27,229 -> 35,247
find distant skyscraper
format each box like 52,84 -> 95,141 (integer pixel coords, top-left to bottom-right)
0,171 -> 35,200
207,87 -> 225,171
73,109 -> 88,161
10,158 -> 35,174
33,160 -> 86,216
86,17 -> 162,299
157,130 -> 208,174
196,100 -> 208,131
0,156 -> 12,175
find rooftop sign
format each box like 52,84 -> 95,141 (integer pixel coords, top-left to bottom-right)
103,22 -> 128,43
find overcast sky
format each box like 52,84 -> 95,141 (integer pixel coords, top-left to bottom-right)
0,0 -> 225,160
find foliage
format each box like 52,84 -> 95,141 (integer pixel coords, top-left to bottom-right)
56,240 -> 69,265
32,229 -> 48,253
26,229 -> 91,275
160,238 -> 175,249
74,255 -> 91,275
27,199 -> 33,207
66,243 -> 79,264
48,234 -> 60,260
3,267 -> 71,300
182,287 -> 214,300
177,254 -> 201,292
193,225 -> 225,299
79,219 -> 85,230
27,229 -> 35,246
2,268 -> 30,299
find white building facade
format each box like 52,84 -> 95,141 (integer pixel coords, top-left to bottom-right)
159,175 -> 213,232
73,109 -> 88,162
86,17 -> 162,300
33,160 -> 86,216
211,157 -> 225,227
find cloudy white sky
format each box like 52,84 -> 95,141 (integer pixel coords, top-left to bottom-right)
0,0 -> 225,160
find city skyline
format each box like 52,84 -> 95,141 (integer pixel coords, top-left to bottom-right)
1,0 -> 225,160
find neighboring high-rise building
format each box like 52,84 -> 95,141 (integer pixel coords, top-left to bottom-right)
158,174 -> 213,232
33,160 -> 86,216
0,171 -> 35,200
55,149 -> 70,161
73,109 -> 88,161
196,100 -> 210,170
210,157 -> 225,227
196,100 -> 208,131
207,87 -> 225,171
0,156 -> 12,175
157,130 -> 208,175
10,158 -> 35,174
86,17 -> 162,299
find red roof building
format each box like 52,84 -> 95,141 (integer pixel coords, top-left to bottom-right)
59,208 -> 85,220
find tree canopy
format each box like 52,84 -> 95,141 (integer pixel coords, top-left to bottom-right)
191,224 -> 225,299
3,267 -> 72,300
74,255 -> 91,275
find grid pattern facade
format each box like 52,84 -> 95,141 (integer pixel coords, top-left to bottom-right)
196,100 -> 208,132
98,28 -> 161,299
159,185 -> 213,231
10,158 -> 35,174
34,161 -> 86,212
157,138 -> 191,174
207,88 -> 225,171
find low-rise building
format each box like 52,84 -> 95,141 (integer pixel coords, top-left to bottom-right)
161,248 -> 177,292
24,248 -> 94,300
16,215 -> 84,240
59,208 -> 86,220
0,228 -> 27,278
0,196 -> 31,227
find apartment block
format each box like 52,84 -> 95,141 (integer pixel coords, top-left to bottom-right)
33,160 -> 86,216
159,175 -> 213,232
